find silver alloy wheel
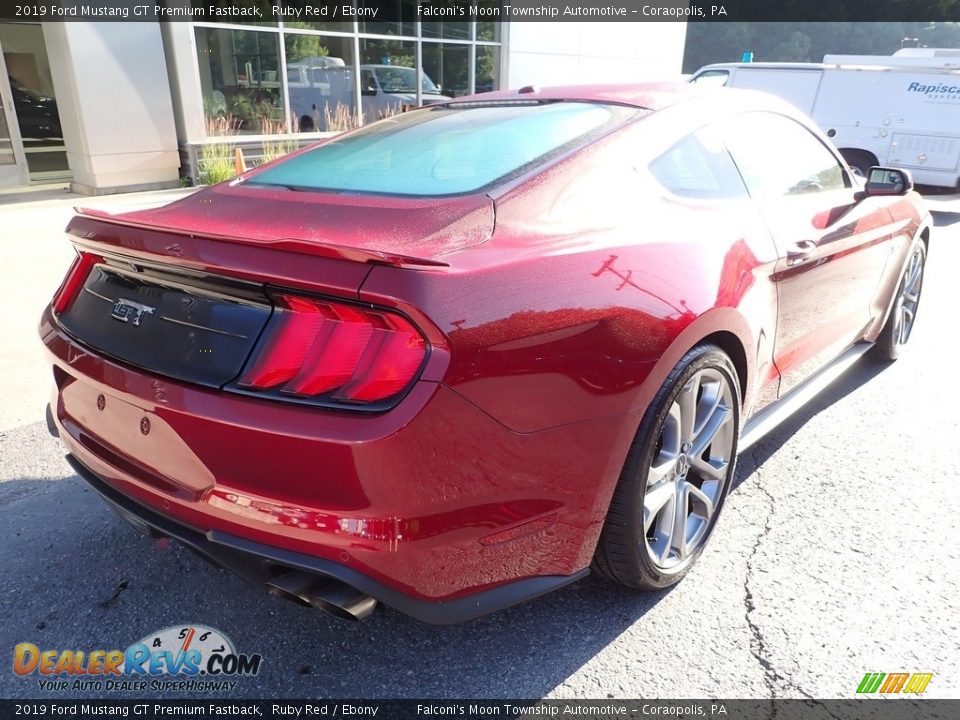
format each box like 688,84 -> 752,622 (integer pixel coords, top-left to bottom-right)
893,245 -> 924,346
643,368 -> 735,573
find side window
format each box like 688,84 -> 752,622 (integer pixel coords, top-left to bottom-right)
649,127 -> 749,200
690,70 -> 730,87
720,112 -> 847,198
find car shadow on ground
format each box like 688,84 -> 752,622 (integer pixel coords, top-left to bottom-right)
0,349 -> 899,700
732,355 -> 889,490
0,349 -> 886,702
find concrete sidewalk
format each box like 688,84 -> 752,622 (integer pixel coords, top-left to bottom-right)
0,187 -> 197,432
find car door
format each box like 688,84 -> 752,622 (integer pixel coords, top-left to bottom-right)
719,111 -> 896,396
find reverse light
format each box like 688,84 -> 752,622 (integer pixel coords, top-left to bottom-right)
236,293 -> 427,406
52,252 -> 101,314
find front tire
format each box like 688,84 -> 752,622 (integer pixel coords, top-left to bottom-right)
594,344 -> 741,590
874,238 -> 926,362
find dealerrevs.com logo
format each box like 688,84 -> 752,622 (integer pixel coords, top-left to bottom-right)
13,625 -> 263,692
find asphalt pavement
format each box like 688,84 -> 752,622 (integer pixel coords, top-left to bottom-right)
0,189 -> 958,700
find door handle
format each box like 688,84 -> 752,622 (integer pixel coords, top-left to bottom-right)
786,239 -> 817,265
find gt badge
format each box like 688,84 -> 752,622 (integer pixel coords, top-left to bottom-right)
110,298 -> 155,326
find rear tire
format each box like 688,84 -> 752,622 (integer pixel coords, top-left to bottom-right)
874,238 -> 926,362
840,149 -> 877,179
594,344 -> 741,590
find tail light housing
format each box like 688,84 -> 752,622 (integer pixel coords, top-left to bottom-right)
232,293 -> 428,409
52,251 -> 101,315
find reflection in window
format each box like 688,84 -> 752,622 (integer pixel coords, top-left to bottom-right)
722,113 -> 847,197
475,45 -> 501,94
422,22 -> 471,40
650,129 -> 748,200
477,0 -> 503,40
193,19 -> 503,139
284,33 -> 356,132
249,102 -> 635,196
191,0 -> 277,27
359,0 -> 418,37
421,43 -> 470,98
196,27 -> 282,134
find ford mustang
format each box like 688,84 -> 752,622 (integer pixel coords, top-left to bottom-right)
40,84 -> 930,623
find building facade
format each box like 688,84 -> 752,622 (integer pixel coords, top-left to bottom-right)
0,15 -> 686,193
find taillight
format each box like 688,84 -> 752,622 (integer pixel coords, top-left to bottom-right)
235,293 -> 427,407
52,252 -> 101,315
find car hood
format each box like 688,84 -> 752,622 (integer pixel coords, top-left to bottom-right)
107,182 -> 495,265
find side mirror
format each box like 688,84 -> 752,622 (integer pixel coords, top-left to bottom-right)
864,167 -> 913,197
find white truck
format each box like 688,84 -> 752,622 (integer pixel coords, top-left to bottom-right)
690,49 -> 960,187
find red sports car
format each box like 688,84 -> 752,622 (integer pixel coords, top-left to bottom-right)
40,84 -> 931,623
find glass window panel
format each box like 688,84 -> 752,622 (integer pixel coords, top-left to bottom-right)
0,22 -> 67,176
196,27 -> 283,135
359,0 -> 417,37
191,0 -> 277,26
721,112 -> 847,197
422,22 -> 471,41
421,43 -> 469,98
284,33 -> 357,132
649,129 -> 749,200
476,2 -> 503,41
358,39 -> 424,122
283,20 -> 353,34
248,102 -> 637,196
475,45 -> 501,94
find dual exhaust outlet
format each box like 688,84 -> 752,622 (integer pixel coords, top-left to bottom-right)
266,571 -> 378,621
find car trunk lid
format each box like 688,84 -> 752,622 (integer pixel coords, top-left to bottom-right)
107,182 -> 495,264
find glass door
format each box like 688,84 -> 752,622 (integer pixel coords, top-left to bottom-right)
0,43 -> 28,186
0,23 -> 70,183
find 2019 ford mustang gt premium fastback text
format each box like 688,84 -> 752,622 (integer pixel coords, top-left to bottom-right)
40,84 -> 931,623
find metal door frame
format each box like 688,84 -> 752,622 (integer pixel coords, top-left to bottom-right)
0,37 -> 30,187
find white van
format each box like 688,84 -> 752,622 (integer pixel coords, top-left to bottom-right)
287,57 -> 449,129
691,49 -> 960,187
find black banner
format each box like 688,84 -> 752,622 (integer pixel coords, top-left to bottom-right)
0,0 -> 958,23
1,700 -> 959,720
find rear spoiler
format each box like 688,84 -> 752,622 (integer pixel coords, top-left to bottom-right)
73,206 -> 450,269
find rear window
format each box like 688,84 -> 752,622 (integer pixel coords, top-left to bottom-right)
247,101 -> 637,196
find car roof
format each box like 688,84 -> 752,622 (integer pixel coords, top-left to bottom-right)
449,82 -> 712,111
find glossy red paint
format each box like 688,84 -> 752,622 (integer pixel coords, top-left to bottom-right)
40,84 -> 931,618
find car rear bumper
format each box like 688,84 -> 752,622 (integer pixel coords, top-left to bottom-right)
66,453 -> 586,624
40,306 -> 639,621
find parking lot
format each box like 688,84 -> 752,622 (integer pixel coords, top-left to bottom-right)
1,188 -> 958,699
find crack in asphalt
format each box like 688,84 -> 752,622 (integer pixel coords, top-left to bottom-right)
741,451 -> 848,718
99,579 -> 130,610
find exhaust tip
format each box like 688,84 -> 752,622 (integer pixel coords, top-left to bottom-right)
267,571 -> 377,620
46,403 -> 59,438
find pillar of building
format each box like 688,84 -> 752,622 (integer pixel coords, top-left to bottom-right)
42,23 -> 180,195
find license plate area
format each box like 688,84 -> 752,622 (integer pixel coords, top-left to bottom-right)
58,264 -> 272,388
59,378 -> 215,498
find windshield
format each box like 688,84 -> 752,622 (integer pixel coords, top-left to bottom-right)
247,101 -> 638,197
371,66 -> 440,94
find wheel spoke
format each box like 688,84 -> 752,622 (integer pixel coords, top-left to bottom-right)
671,482 -> 690,560
644,480 -> 675,532
690,403 -> 732,459
651,492 -> 676,564
685,480 -> 715,521
677,375 -> 700,443
689,453 -> 728,480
